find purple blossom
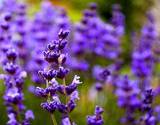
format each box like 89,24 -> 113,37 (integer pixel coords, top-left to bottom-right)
61,116 -> 72,125
115,75 -> 140,108
87,106 -> 104,125
25,110 -> 35,120
92,65 -> 110,91
35,29 -> 82,124
0,0 -> 31,70
0,48 -> 34,124
7,113 -> 19,125
115,75 -> 140,124
132,13 -> 156,91
28,0 -> 70,86
69,3 -> 124,73
139,89 -> 156,125
111,4 -> 125,36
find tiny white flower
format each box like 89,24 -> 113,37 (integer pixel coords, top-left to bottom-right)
72,75 -> 82,85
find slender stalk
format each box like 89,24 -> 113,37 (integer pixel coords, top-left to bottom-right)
62,78 -> 68,106
51,113 -> 58,125
63,78 -> 66,86
15,105 -> 22,123
46,80 -> 58,125
62,77 -> 73,125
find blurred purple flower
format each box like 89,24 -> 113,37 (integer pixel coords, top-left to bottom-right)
87,106 -> 104,125
0,48 -> 34,124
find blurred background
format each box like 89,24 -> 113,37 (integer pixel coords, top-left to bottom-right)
26,0 -> 159,64
0,0 -> 160,125
27,0 -> 155,30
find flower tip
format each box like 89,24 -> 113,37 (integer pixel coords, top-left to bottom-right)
89,2 -> 97,10
58,29 -> 70,39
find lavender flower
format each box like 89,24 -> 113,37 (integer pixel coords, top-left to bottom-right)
115,75 -> 140,124
61,116 -> 72,125
11,2 -> 31,68
28,1 -> 70,86
7,113 -> 19,125
69,3 -> 124,72
0,0 -> 31,69
106,60 -> 123,88
22,110 -> 35,125
0,12 -> 12,55
87,106 -> 104,125
35,29 -> 82,124
132,13 -> 157,91
139,89 -> 156,125
0,48 -> 34,124
111,4 -> 125,37
92,65 -> 110,91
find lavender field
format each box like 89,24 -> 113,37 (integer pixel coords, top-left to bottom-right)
0,0 -> 160,125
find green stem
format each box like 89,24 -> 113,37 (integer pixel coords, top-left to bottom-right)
51,113 -> 58,125
63,78 -> 72,125
63,78 -> 68,104
62,78 -> 66,86
46,80 -> 58,125
15,105 -> 22,123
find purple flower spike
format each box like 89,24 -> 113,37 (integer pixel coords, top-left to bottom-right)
140,89 -> 156,125
132,12 -> 157,91
69,3 -> 124,77
115,75 -> 140,124
1,48 -> 34,124
36,29 -> 82,124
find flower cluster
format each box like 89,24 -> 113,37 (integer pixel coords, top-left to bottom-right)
132,12 -> 157,91
0,48 -> 34,125
0,0 -> 31,68
140,89 -> 156,125
35,29 -> 82,124
87,106 -> 104,125
106,60 -> 123,88
69,3 -> 124,71
28,0 -> 70,86
115,75 -> 140,124
0,11 -> 12,56
111,4 -> 125,37
11,2 -> 30,68
92,60 -> 123,92
92,65 -> 110,91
